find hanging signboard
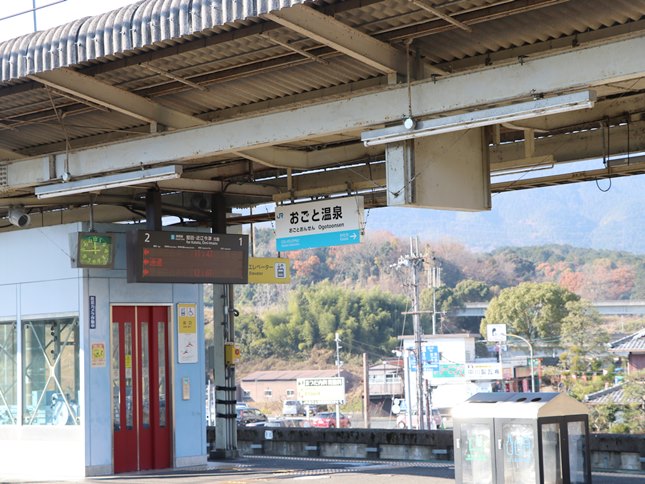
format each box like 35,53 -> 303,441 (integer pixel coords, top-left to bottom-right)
275,196 -> 364,251
127,230 -> 248,284
248,257 -> 290,284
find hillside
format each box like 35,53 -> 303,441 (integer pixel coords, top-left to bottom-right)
363,175 -> 645,254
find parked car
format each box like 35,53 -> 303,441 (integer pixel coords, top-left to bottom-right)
310,411 -> 351,428
282,400 -> 305,416
304,404 -> 319,416
396,409 -> 442,429
237,407 -> 268,427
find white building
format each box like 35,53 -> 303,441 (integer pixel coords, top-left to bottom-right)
400,333 -> 503,417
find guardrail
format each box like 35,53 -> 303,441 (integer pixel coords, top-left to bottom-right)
206,427 -> 645,472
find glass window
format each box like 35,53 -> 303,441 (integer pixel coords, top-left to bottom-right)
112,323 -> 121,431
264,389 -> 272,398
460,423 -> 493,484
158,322 -> 167,428
568,421 -> 587,484
286,389 -> 295,397
141,322 -> 150,428
502,423 -> 536,483
541,423 -> 562,484
22,316 -> 80,425
0,320 -> 17,425
124,322 -> 133,430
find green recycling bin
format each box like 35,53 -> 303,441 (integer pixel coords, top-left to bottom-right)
452,392 -> 591,484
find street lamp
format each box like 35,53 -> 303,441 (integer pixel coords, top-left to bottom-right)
506,333 -> 535,392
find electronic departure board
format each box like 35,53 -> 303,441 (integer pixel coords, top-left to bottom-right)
127,230 -> 249,284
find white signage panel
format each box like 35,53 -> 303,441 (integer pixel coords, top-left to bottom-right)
297,377 -> 346,405
275,196 -> 364,251
487,324 -> 507,342
465,362 -> 503,380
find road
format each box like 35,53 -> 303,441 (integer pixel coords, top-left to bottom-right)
4,455 -> 642,484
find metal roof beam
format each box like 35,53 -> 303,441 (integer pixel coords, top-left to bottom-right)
6,35 -> 645,189
411,0 -> 472,32
0,147 -> 23,161
29,68 -> 206,130
265,4 -> 408,76
235,144 -> 384,170
491,119 -> 645,165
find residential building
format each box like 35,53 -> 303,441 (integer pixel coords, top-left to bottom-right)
609,329 -> 645,373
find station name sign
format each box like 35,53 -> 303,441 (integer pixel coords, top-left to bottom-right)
275,196 -> 364,251
127,230 -> 249,284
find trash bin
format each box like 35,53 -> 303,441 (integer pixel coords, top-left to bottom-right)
452,392 -> 591,484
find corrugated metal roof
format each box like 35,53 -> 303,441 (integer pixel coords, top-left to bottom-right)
609,329 -> 645,353
0,0 -> 307,82
0,0 -> 644,223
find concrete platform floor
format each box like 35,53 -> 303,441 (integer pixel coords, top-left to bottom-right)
2,455 -> 643,484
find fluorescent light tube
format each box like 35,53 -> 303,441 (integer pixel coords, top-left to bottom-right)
606,154 -> 645,168
361,91 -> 596,146
35,165 -> 183,199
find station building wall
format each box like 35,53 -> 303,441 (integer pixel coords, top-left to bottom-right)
0,223 -> 206,480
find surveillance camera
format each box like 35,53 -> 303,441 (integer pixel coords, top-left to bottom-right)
7,207 -> 31,228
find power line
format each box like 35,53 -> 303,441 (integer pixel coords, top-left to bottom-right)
0,0 -> 68,31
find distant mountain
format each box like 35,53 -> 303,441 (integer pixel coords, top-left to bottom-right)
364,175 -> 645,254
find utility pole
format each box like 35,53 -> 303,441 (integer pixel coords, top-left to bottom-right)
334,332 -> 342,427
362,353 -> 370,428
393,237 -> 426,430
429,260 -> 441,335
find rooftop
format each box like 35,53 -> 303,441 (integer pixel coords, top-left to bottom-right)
609,329 -> 645,354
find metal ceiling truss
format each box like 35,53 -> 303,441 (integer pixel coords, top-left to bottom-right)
0,0 -> 644,228
5,35 -> 643,186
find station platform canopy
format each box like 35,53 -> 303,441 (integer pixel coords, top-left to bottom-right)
0,0 -> 644,230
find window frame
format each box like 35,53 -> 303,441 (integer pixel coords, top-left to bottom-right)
0,318 -> 18,426
20,313 -> 81,426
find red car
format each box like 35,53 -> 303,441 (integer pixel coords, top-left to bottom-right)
311,411 -> 351,428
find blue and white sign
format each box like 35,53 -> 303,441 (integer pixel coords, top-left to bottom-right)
275,196 -> 364,251
89,295 -> 96,330
409,345 -> 440,372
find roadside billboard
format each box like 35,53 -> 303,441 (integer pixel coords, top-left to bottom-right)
297,377 -> 346,405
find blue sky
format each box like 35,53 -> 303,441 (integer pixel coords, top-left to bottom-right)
0,0 -> 134,41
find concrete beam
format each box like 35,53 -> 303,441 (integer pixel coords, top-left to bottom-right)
7,35 -> 645,189
491,119 -> 645,165
30,68 -> 206,129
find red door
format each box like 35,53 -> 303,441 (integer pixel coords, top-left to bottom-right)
112,306 -> 171,473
